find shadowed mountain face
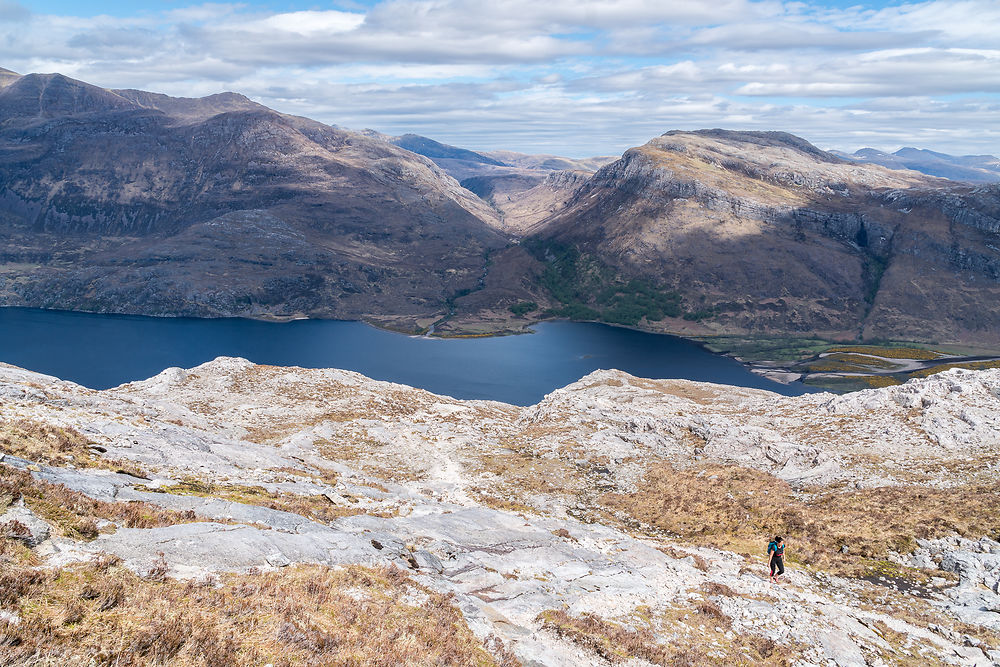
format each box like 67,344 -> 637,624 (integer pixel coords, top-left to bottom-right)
0,73 -> 506,325
390,133 -> 506,167
2,72 -> 999,348
834,147 -> 1000,183
527,130 -> 1000,345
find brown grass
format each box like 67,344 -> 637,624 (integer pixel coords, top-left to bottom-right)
137,478 -> 385,524
657,545 -> 709,571
861,375 -> 903,388
601,462 -> 1000,579
0,464 -> 201,541
908,359 -> 1000,378
470,448 -> 583,513
853,583 -> 1000,653
827,346 -> 942,360
701,582 -> 738,597
0,419 -> 149,478
538,608 -> 792,666
0,558 -> 512,666
537,609 -> 672,664
824,353 -> 900,369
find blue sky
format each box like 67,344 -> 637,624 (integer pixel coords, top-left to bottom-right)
2,0 -> 998,157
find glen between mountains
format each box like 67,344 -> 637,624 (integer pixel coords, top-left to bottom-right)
1,69 -> 999,351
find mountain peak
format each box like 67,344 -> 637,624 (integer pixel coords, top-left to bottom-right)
841,145 -> 1000,183
112,88 -> 267,122
0,72 -> 138,118
392,133 -> 507,167
662,129 -> 843,163
0,66 -> 20,88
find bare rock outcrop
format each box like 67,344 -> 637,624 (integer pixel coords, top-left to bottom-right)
3,359 -> 1000,664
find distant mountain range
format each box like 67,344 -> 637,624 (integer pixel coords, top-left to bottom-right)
832,147 -> 1000,183
1,68 -> 999,347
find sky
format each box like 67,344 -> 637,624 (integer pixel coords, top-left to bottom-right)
1,0 -> 999,157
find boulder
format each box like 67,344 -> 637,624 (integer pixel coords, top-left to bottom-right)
0,504 -> 51,547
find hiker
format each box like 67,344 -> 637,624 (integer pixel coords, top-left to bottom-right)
767,536 -> 785,583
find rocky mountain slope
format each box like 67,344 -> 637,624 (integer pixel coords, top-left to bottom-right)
523,130 -> 1000,346
834,148 -> 1000,184
363,131 -> 613,234
2,358 -> 1000,665
3,68 -> 1000,353
0,70 -> 509,328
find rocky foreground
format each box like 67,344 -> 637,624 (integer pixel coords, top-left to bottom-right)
1,359 -> 1000,665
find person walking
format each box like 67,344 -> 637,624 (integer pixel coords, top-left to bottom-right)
767,536 -> 785,583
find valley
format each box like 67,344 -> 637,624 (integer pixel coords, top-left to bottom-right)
2,69 -> 1000,391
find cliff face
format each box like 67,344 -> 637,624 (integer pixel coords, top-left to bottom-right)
0,73 -> 505,324
530,130 -> 1000,344
2,359 -> 1000,664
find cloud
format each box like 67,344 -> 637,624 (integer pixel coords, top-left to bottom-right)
0,0 -> 29,22
687,23 -> 935,51
1,0 -> 999,156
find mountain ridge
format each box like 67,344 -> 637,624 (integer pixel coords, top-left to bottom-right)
2,357 -> 999,664
497,129 -> 1000,347
0,70 -> 512,326
2,70 -> 999,355
833,146 -> 1000,183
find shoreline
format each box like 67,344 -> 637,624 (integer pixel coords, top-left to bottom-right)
4,305 -> 999,393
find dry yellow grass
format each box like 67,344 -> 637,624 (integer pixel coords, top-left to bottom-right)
1,465 -> 202,541
137,478 -> 387,523
601,462 -> 1000,579
0,557 -> 516,667
827,346 -> 942,360
861,376 -> 903,388
823,353 -> 900,369
802,359 -> 868,373
909,359 -> 1000,378
537,608 -> 795,666
537,609 -> 674,664
0,419 -> 148,478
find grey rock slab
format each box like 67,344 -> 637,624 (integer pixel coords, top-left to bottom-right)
413,549 -> 443,573
77,522 -> 382,577
0,504 -> 51,547
816,630 -> 867,667
116,489 -> 320,533
31,465 -> 148,501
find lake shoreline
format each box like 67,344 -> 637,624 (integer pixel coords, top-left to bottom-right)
5,305 -> 998,394
0,307 -> 817,403
0,305 -> 817,390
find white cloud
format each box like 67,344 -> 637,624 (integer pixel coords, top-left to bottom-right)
233,10 -> 366,35
0,0 -> 29,21
1,0 -> 999,156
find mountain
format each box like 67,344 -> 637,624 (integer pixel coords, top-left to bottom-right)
3,358 -> 1000,664
3,72 -> 999,350
360,131 -> 614,234
390,133 -> 506,167
0,72 -> 509,329
482,149 -> 619,173
0,66 -> 20,88
833,146 -> 1000,183
515,129 -> 1000,346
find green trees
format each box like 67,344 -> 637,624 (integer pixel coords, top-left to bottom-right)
524,240 -> 696,326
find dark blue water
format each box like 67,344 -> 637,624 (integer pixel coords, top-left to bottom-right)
0,307 -> 812,405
